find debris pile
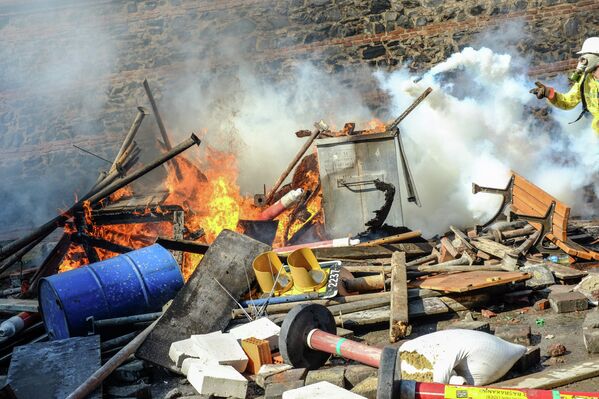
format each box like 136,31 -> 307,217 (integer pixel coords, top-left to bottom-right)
0,83 -> 598,399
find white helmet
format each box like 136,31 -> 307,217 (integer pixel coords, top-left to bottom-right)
577,37 -> 599,54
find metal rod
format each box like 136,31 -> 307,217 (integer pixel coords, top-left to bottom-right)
66,319 -> 158,399
0,134 -> 199,263
72,145 -> 112,165
0,235 -> 45,275
88,133 -> 201,204
265,120 -> 327,204
100,331 -> 139,351
142,79 -> 183,180
110,107 -> 147,173
93,312 -> 161,329
386,87 -> 433,131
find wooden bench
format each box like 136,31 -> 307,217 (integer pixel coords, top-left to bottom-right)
473,171 -> 599,261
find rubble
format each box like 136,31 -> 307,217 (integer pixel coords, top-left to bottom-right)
0,87 -> 597,399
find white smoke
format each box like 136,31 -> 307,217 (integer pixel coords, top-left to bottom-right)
376,47 -> 598,235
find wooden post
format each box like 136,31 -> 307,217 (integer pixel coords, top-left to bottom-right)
172,210 -> 185,266
390,251 -> 410,342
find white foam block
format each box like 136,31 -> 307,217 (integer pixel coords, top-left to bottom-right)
191,333 -> 249,372
228,317 -> 281,349
181,357 -> 217,376
188,363 -> 248,399
168,338 -> 201,368
282,381 -> 367,399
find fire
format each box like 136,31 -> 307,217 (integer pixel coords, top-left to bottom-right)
58,138 -> 328,280
364,118 -> 387,134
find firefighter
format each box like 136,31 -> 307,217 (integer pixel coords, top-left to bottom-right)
530,37 -> 599,134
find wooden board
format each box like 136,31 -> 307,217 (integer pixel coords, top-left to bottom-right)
0,299 -> 39,313
390,251 -> 409,341
311,242 -> 432,260
136,230 -> 270,370
494,358 -> 599,389
334,297 -> 448,327
415,271 -> 530,293
7,335 -> 101,399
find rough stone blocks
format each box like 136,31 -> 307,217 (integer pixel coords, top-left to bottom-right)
548,291 -> 588,313
583,310 -> 599,353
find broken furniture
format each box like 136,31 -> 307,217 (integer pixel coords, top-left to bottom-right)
473,171 -> 599,260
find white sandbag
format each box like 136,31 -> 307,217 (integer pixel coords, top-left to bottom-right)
399,329 -> 526,386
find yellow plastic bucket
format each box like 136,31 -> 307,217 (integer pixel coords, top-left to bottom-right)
287,248 -> 327,292
252,252 -> 293,296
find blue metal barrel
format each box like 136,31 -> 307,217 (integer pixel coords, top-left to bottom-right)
39,244 -> 183,340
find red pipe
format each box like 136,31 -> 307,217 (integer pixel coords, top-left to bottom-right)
0,312 -> 40,338
307,329 -> 381,368
257,189 -> 303,220
305,327 -> 599,398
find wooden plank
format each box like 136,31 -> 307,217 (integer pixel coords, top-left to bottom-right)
390,252 -> 409,342
512,173 -> 570,217
440,237 -> 459,258
415,271 -> 530,293
136,230 -> 270,370
470,238 -> 515,259
335,297 -> 448,327
0,299 -> 39,313
311,242 -> 432,260
356,230 -> 422,247
512,185 -> 569,220
494,358 -> 599,389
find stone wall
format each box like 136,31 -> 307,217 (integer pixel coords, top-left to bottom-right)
0,0 -> 597,234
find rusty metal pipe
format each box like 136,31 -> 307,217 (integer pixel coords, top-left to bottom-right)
88,134 -> 201,204
265,121 -> 327,204
110,107 -> 146,173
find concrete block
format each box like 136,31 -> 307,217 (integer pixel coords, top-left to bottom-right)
441,320 -> 490,333
512,346 -> 540,373
181,357 -> 216,376
583,310 -> 599,353
187,363 -> 248,399
229,317 -> 281,350
191,333 -> 248,372
575,275 -> 599,303
256,364 -> 293,388
344,365 -> 378,389
305,366 -> 346,387
241,337 -> 272,374
548,291 -> 588,313
546,284 -> 574,295
350,376 -> 377,398
283,381 -> 367,399
169,338 -> 200,368
265,381 -> 304,399
262,368 -> 308,388
494,325 -> 531,345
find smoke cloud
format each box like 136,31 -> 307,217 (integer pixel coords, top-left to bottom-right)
376,46 -> 598,235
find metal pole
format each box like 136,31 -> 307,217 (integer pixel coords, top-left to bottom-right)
264,120 -> 328,205
87,133 -> 201,204
142,79 -> 183,180
93,312 -> 161,330
0,134 -> 200,262
386,87 -> 433,131
66,319 -> 158,399
110,107 -> 147,173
